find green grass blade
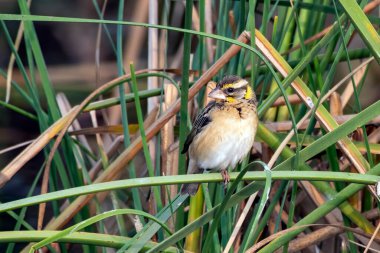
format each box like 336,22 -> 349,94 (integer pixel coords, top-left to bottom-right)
0,231 -> 179,253
130,63 -> 163,211
177,0 -> 193,234
5,165 -> 44,253
276,100 -> 380,172
148,180 -> 266,252
239,163 -> 271,252
0,100 -> 37,120
17,0 -> 61,121
1,171 -> 379,213
127,194 -> 187,252
0,23 -> 39,112
250,181 -> 288,244
338,0 -> 380,63
202,161 -> 262,252
30,209 -> 173,252
0,14 -> 283,88
114,0 -> 134,234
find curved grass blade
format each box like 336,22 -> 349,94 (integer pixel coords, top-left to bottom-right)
0,231 -> 179,253
0,14 -> 285,92
0,100 -> 37,120
30,209 -> 173,252
83,72 -> 179,112
338,0 -> 380,63
0,171 -> 379,213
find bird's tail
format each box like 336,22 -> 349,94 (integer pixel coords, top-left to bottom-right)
181,183 -> 200,196
181,160 -> 201,196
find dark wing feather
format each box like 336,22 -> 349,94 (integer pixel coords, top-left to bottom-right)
181,101 -> 216,154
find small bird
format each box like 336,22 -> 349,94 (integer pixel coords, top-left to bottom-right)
181,76 -> 258,195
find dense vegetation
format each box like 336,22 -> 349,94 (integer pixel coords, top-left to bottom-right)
0,1 -> 380,252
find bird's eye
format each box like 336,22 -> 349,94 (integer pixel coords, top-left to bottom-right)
227,87 -> 234,93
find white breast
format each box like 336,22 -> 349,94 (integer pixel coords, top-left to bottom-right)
190,110 -> 257,171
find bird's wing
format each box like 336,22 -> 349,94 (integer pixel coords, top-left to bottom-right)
181,101 -> 216,154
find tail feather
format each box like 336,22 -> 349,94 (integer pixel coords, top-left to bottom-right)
181,183 -> 200,196
181,160 -> 201,195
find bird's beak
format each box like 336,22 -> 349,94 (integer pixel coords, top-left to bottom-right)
208,87 -> 226,100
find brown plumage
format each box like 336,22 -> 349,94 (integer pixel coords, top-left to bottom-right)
181,76 -> 258,195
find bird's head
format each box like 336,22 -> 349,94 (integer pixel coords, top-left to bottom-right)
208,76 -> 255,104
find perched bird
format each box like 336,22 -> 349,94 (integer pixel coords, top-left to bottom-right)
181,76 -> 258,195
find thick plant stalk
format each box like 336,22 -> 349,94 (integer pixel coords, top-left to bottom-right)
148,0 -> 159,113
161,84 -> 179,203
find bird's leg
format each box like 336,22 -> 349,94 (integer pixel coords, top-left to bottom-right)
220,169 -> 230,188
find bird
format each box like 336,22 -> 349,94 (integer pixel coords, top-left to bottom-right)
181,75 -> 258,195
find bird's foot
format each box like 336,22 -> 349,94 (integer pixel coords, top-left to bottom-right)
221,169 -> 230,189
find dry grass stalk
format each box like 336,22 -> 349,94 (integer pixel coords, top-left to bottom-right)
0,62 -> 118,88
90,110 -> 108,165
204,81 -> 216,105
0,140 -> 34,155
330,92 -> 343,116
191,4 -> 200,32
88,136 -> 124,182
0,110 -> 74,187
123,0 -> 148,66
205,0 -> 214,63
224,192 -> 258,253
56,93 -> 93,164
364,221 -> 380,252
5,0 -> 31,103
162,84 -> 179,204
271,92 -> 319,107
274,204 -> 288,224
228,10 -> 237,37
287,226 -> 378,253
265,114 -> 380,132
94,0 -> 107,88
300,181 -> 340,225
272,202 -> 316,253
339,124 -> 380,171
341,62 -> 368,109
37,93 -> 93,231
300,181 -> 326,212
146,1 -> 160,186
349,130 -> 364,211
249,224 -> 378,253
148,0 -> 159,114
38,157 -> 53,231
352,239 -> 380,253
369,127 -> 380,143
